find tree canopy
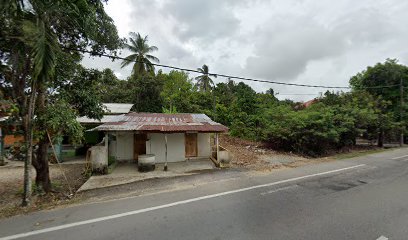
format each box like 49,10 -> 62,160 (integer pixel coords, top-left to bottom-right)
121,32 -> 159,77
195,64 -> 216,92
0,0 -> 122,202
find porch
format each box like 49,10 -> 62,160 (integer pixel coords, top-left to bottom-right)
77,158 -> 215,192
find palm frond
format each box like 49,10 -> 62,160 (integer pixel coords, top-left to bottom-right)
120,53 -> 138,68
202,64 -> 209,74
24,18 -> 59,83
145,54 -> 159,63
147,46 -> 158,52
123,32 -> 160,76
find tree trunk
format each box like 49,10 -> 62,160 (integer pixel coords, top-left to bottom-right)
377,129 -> 384,147
22,84 -> 36,206
33,137 -> 51,192
32,84 -> 52,193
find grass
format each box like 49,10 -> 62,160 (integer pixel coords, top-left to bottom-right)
108,161 -> 117,174
61,150 -> 76,158
333,148 -> 392,160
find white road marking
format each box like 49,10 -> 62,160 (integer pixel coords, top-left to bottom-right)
376,235 -> 388,240
391,154 -> 408,160
0,164 -> 365,240
260,185 -> 298,196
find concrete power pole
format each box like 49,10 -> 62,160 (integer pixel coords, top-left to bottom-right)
400,77 -> 404,147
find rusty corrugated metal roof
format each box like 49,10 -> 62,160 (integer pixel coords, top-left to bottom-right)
91,113 -> 229,133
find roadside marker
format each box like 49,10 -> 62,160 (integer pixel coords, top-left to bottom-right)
0,164 -> 365,240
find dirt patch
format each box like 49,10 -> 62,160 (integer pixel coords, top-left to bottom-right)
219,134 -> 306,170
219,134 -> 387,171
0,162 -> 88,218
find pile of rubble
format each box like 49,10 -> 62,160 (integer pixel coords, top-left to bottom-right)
219,134 -> 273,167
218,134 -> 309,172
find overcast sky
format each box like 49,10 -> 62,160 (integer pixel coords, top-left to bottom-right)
81,0 -> 408,101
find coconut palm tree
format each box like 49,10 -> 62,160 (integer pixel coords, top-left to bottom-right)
195,64 -> 216,92
121,32 -> 159,77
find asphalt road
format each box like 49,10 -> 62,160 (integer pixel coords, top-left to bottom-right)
1,148 -> 408,240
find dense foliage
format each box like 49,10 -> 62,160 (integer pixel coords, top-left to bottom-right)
101,59 -> 406,156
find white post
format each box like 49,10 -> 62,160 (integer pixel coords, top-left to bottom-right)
105,132 -> 109,162
116,132 -> 118,160
105,132 -> 108,148
216,133 -> 219,161
164,134 -> 168,171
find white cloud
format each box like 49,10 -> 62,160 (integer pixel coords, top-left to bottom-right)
81,0 -> 408,101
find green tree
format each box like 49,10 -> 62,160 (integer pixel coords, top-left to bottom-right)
160,70 -> 194,113
195,64 -> 216,92
1,0 -> 121,204
349,59 -> 408,145
130,75 -> 163,113
121,32 -> 159,77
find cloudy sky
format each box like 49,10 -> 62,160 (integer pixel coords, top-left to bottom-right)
82,0 -> 408,101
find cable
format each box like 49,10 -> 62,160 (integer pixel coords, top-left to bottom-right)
276,93 -> 319,96
62,47 -> 399,90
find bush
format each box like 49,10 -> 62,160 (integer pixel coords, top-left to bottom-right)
264,103 -> 356,156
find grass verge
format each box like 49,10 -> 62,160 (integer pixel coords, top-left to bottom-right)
333,147 -> 393,160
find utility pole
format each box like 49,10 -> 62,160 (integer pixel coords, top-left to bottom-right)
400,77 -> 404,147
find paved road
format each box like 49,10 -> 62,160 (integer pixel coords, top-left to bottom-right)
1,148 -> 408,240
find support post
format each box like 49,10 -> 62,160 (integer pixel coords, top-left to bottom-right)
105,132 -> 108,148
0,128 -> 4,166
105,132 -> 109,164
400,77 -> 404,147
164,134 -> 168,171
216,133 -> 219,161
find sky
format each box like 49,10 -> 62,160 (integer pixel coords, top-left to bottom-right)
81,0 -> 408,101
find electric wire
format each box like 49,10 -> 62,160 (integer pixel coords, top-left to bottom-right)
62,47 -> 400,90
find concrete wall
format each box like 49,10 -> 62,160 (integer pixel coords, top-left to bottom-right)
146,133 -> 185,163
115,132 -> 134,161
113,132 -> 213,163
197,133 -> 211,158
90,145 -> 108,173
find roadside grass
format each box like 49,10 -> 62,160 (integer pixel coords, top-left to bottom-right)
61,149 -> 76,159
333,147 -> 393,160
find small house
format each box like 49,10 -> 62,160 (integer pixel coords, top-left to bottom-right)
91,113 -> 228,164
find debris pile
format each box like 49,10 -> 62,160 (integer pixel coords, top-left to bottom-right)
219,134 -> 272,167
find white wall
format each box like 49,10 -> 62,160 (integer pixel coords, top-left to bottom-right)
146,133 -> 185,163
198,133 -> 211,157
113,132 -> 212,163
115,132 -> 134,161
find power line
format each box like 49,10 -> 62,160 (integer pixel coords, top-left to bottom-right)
63,47 -> 399,90
276,93 -> 319,96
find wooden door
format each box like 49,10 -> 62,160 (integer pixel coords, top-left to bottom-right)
185,133 -> 198,157
134,133 -> 147,161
